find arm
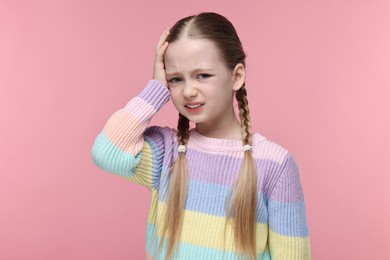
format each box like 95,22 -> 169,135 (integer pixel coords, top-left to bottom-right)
268,153 -> 312,259
90,79 -> 173,191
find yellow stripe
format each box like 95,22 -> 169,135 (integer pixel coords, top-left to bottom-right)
147,196 -> 268,252
269,229 -> 311,259
125,141 -> 154,189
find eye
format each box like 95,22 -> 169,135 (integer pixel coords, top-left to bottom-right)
197,73 -> 211,79
168,77 -> 182,84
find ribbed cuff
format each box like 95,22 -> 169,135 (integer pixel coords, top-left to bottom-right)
138,79 -> 170,111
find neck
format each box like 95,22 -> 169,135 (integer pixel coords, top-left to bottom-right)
195,111 -> 242,140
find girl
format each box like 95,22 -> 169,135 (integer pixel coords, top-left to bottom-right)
91,12 -> 311,260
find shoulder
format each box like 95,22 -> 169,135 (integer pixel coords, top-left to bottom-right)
143,125 -> 178,148
252,132 -> 302,195
145,125 -> 177,136
252,132 -> 291,165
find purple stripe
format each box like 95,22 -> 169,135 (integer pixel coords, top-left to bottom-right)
182,148 -> 285,197
268,153 -> 305,202
138,79 -> 170,110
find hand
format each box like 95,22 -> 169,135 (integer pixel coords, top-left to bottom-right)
153,27 -> 170,88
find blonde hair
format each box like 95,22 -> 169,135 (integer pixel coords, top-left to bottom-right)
155,12 -> 257,260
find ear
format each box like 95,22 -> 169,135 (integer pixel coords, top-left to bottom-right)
231,63 -> 245,91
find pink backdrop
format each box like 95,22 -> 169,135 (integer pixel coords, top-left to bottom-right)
1,0 -> 389,259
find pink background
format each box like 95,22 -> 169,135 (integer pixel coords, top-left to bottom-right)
1,0 -> 389,259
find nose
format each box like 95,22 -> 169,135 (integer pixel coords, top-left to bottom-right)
183,81 -> 198,99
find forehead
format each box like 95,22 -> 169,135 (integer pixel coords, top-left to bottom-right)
164,38 -> 226,73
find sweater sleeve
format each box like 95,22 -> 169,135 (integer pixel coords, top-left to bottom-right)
90,79 -> 175,191
267,152 -> 312,259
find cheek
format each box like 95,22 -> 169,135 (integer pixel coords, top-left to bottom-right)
209,86 -> 234,107
169,90 -> 182,110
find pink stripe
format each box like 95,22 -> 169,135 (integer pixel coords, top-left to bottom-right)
124,97 -> 158,122
103,110 -> 145,154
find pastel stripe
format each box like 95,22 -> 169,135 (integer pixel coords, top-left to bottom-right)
102,110 -> 148,154
155,178 -> 268,222
151,181 -> 308,237
270,153 -> 305,202
123,97 -> 159,122
132,134 -> 167,190
189,129 -> 288,163
91,131 -> 142,178
268,229 -> 311,259
91,129 -> 162,190
180,148 -> 285,190
138,79 -> 170,109
146,236 -> 272,260
125,140 -> 154,188
146,201 -> 269,252
268,199 -> 309,236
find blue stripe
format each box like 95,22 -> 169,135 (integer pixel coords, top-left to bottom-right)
154,174 -> 309,236
156,177 -> 269,223
90,131 -> 141,177
268,199 -> 309,237
144,135 -> 166,190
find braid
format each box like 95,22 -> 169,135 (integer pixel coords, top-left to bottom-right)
177,113 -> 190,145
156,113 -> 190,260
235,84 -> 253,145
223,83 -> 257,260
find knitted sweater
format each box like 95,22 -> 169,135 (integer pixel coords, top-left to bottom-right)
90,79 -> 312,259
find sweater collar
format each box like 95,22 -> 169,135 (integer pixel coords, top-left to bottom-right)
187,128 -> 266,152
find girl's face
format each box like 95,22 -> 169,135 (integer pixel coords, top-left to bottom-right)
163,37 -> 244,131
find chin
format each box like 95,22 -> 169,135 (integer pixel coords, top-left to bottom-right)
181,114 -> 204,124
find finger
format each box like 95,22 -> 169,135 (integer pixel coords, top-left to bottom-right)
156,32 -> 169,53
155,42 -> 168,65
156,30 -> 167,49
158,41 -> 169,56
156,28 -> 170,50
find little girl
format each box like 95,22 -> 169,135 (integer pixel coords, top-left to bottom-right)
91,12 -> 311,260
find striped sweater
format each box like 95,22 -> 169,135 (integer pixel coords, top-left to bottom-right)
90,79 -> 312,259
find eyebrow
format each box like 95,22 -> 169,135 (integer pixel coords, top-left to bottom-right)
165,68 -> 214,77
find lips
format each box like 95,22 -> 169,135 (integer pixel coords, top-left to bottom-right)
184,102 -> 205,109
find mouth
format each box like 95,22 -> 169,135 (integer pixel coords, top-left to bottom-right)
185,103 -> 205,109
184,103 -> 205,114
